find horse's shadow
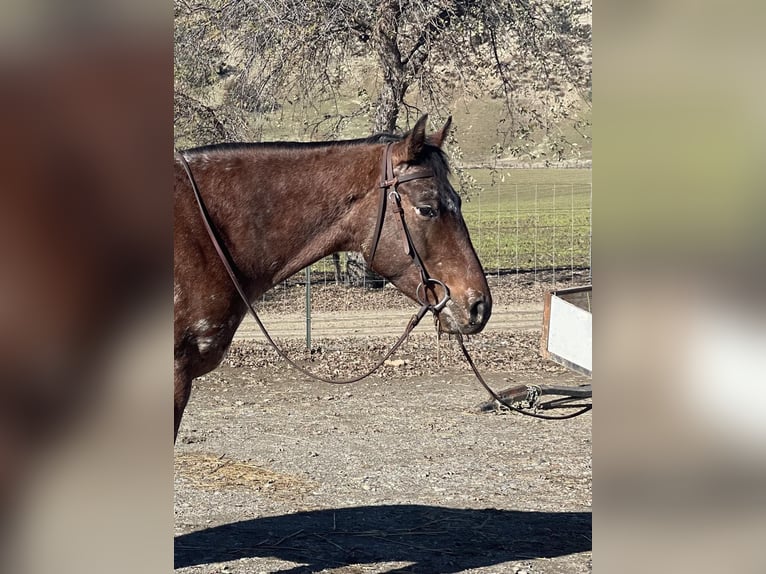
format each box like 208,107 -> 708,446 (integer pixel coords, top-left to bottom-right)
175,504 -> 591,573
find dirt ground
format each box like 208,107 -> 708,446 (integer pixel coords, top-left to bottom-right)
174,275 -> 592,573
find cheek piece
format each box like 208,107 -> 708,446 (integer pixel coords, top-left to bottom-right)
369,142 -> 451,315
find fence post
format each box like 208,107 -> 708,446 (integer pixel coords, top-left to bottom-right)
305,266 -> 311,349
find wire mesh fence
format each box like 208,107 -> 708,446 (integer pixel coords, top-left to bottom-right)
462,180 -> 592,284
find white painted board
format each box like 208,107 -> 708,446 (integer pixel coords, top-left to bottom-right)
548,294 -> 592,374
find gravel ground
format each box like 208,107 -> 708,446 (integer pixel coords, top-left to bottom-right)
175,274 -> 592,573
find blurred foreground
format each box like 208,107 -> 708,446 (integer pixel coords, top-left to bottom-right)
598,1 -> 766,571
0,5 -> 171,572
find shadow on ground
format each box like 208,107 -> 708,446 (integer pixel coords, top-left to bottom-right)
175,504 -> 591,573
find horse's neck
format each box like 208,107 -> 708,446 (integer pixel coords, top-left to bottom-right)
227,145 -> 379,290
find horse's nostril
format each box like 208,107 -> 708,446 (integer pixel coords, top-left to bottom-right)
469,296 -> 489,325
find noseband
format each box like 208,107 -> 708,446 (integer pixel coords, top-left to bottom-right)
369,142 -> 450,313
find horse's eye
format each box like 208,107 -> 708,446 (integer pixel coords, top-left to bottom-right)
414,206 -> 438,218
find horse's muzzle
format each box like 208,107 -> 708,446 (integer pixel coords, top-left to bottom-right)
438,293 -> 492,335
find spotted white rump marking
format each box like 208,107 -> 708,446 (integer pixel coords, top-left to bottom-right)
190,152 -> 212,164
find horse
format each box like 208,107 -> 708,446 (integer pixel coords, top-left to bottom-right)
173,115 -> 491,439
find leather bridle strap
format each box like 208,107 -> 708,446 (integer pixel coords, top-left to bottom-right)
368,142 -> 450,311
368,142 -> 434,271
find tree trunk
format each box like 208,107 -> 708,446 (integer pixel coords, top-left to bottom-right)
331,253 -> 342,284
346,251 -> 385,288
346,0 -> 406,288
374,82 -> 401,134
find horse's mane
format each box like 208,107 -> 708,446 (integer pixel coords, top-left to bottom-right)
184,132 -> 400,155
183,131 -> 449,176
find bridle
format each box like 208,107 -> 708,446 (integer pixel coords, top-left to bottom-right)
369,142 -> 450,313
176,144 -> 591,419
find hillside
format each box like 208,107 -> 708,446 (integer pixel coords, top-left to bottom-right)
235,80 -> 591,168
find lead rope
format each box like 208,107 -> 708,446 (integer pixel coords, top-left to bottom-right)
176,150 -> 430,385
455,333 -> 592,420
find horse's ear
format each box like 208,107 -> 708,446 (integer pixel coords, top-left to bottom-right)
399,114 -> 429,161
428,116 -> 452,148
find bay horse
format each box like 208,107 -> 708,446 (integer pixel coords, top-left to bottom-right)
174,115 -> 491,439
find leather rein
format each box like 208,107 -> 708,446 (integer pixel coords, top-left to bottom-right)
176,143 -> 442,386
176,144 -> 591,419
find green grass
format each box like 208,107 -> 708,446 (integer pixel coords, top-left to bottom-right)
464,168 -> 591,187
460,169 -> 591,273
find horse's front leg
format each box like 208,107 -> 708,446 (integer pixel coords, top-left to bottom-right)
174,365 -> 192,442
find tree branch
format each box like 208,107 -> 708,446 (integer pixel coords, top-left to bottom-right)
402,1 -> 469,75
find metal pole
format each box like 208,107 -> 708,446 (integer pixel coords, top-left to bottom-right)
553,182 -> 556,287
305,266 -> 311,349
588,183 -> 593,283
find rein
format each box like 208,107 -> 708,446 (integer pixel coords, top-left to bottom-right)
455,333 -> 593,420
176,145 -> 439,385
176,146 -> 591,419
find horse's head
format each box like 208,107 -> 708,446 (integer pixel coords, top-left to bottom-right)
365,115 -> 491,334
